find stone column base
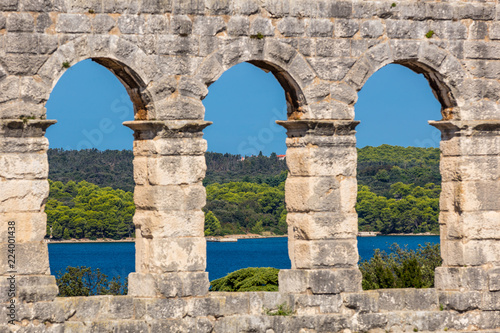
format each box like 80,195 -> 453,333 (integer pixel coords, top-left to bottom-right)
0,275 -> 58,303
279,269 -> 362,294
128,272 -> 209,297
435,266 -> 500,291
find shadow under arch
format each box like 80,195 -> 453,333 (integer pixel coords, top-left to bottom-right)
346,41 -> 467,121
91,58 -> 151,120
245,60 -> 307,119
394,60 -> 456,120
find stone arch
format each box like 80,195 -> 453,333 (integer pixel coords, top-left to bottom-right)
38,35 -> 157,120
345,40 -> 469,121
195,38 -> 316,119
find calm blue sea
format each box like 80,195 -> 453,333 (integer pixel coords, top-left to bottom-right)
48,235 -> 439,281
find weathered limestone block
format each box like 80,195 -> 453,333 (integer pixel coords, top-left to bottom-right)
133,155 -> 206,185
440,155 -> 500,182
133,137 -> 207,157
0,153 -> 48,180
134,184 -> 206,211
0,275 -> 57,303
279,269 -> 362,294
133,210 -> 204,238
435,267 -> 489,291
439,291 -> 482,311
287,212 -> 358,240
92,14 -> 116,33
440,180 -> 500,212
0,179 -> 49,213
285,176 -> 356,213
378,289 -> 438,311
247,292 -> 290,316
55,14 -> 91,33
285,146 -> 356,177
178,76 -> 209,99
488,268 -> 500,292
6,13 -> 34,32
128,272 -> 209,297
5,33 -> 38,54
289,239 -> 358,269
154,95 -> 205,120
0,242 -> 50,275
441,211 -> 500,240
342,291 -> 379,313
481,291 -> 500,311
437,133 -> 500,158
0,137 -> 49,153
306,18 -> 333,37
136,235 -> 206,273
0,212 -> 47,243
117,15 -> 145,34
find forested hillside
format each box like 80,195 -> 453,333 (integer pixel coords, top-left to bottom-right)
46,146 -> 441,239
48,146 -> 439,196
48,149 -> 134,192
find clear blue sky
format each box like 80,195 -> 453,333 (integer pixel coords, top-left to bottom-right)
46,60 -> 441,154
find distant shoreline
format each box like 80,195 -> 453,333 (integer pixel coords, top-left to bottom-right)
46,233 -> 438,244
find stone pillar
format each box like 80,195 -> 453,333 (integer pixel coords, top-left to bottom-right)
430,120 -> 500,291
0,119 -> 59,303
124,120 -> 211,297
276,120 -> 362,294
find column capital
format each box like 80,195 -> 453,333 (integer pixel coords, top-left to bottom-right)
276,120 -> 360,138
123,120 -> 212,140
429,120 -> 500,137
0,119 -> 57,138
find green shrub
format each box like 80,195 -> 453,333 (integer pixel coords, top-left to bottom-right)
210,267 -> 279,292
56,266 -> 127,296
264,302 -> 294,316
360,243 -> 441,290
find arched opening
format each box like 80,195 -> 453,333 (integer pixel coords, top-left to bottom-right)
202,62 -> 291,289
45,59 -> 136,296
355,63 -> 444,289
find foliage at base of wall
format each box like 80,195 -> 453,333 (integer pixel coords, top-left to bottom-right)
210,267 -> 279,292
56,266 -> 127,297
209,244 -> 441,292
360,243 -> 442,290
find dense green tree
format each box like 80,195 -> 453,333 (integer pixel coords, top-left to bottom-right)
360,243 -> 441,290
204,211 -> 222,236
210,267 -> 279,292
357,182 -> 440,234
204,181 -> 286,235
46,180 -> 135,240
56,266 -> 127,296
52,221 -> 63,239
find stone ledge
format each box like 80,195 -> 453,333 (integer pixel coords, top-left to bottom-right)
429,120 -> 500,136
123,120 -> 212,140
0,119 -> 57,138
276,120 -> 360,138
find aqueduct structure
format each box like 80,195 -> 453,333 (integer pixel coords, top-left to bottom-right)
1,0 -> 500,331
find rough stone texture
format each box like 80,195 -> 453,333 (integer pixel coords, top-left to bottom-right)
1,1 -> 500,331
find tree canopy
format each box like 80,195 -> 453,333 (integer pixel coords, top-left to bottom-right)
46,145 -> 442,238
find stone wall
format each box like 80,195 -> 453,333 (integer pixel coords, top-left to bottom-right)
0,0 -> 499,331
